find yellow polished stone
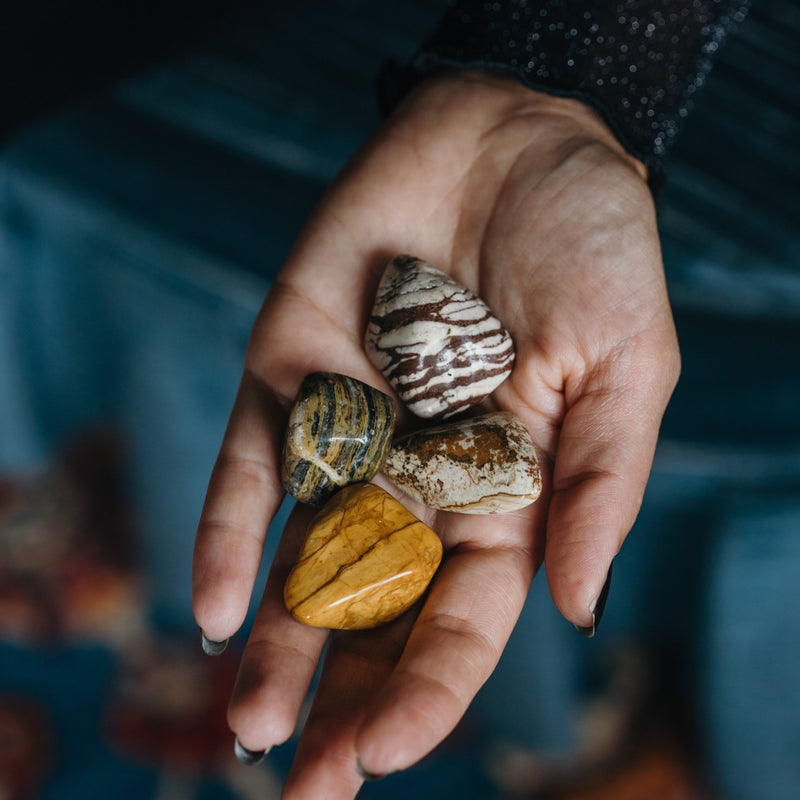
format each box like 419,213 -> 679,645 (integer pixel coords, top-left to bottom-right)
284,483 -> 442,630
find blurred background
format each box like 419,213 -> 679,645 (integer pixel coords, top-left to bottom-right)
1,1 -> 798,798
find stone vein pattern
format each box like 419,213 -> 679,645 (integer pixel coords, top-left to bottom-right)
281,372 -> 396,507
382,411 -> 542,514
284,483 -> 442,629
365,255 -> 515,420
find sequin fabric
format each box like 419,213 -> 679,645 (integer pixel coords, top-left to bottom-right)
385,0 -> 751,185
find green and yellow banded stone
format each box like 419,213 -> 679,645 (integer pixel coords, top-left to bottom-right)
281,372 -> 396,507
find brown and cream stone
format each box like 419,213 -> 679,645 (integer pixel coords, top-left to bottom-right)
281,372 -> 396,507
284,483 -> 442,629
364,255 -> 515,420
382,411 -> 542,514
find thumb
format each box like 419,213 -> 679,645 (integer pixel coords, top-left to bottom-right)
544,339 -> 679,634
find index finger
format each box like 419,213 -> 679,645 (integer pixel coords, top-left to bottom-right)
353,508 -> 543,778
192,369 -> 287,643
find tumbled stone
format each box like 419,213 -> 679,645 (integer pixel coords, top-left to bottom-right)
364,255 -> 515,420
281,372 -> 396,507
284,483 -> 442,629
382,411 -> 542,514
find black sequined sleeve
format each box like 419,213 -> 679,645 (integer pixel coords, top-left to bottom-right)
382,0 -> 751,186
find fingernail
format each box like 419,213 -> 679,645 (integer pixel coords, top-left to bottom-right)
201,632 -> 229,656
234,737 -> 269,766
356,760 -> 386,782
575,561 -> 613,638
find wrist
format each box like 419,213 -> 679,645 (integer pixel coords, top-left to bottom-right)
394,70 -> 649,183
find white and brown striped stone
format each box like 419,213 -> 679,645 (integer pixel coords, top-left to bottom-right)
364,255 -> 515,420
382,411 -> 542,514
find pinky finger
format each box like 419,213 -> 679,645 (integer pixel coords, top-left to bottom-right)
192,369 -> 287,643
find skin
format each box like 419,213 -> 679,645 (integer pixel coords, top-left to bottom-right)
192,71 -> 680,798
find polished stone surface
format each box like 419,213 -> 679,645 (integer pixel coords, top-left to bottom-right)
281,372 -> 396,506
382,411 -> 542,514
284,483 -> 442,629
365,255 -> 515,419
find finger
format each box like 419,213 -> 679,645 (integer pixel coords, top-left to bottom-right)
283,615 -> 416,799
227,502 -> 329,752
192,369 -> 287,642
355,514 -> 540,778
545,336 -> 680,630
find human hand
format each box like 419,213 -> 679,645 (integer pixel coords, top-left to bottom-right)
192,71 -> 680,797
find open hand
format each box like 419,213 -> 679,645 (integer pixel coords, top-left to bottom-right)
192,71 -> 680,797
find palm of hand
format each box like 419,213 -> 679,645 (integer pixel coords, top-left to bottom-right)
192,73 -> 679,797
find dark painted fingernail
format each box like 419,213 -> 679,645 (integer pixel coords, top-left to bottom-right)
575,561 -> 613,638
356,760 -> 386,782
234,737 -> 269,766
201,632 -> 229,656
